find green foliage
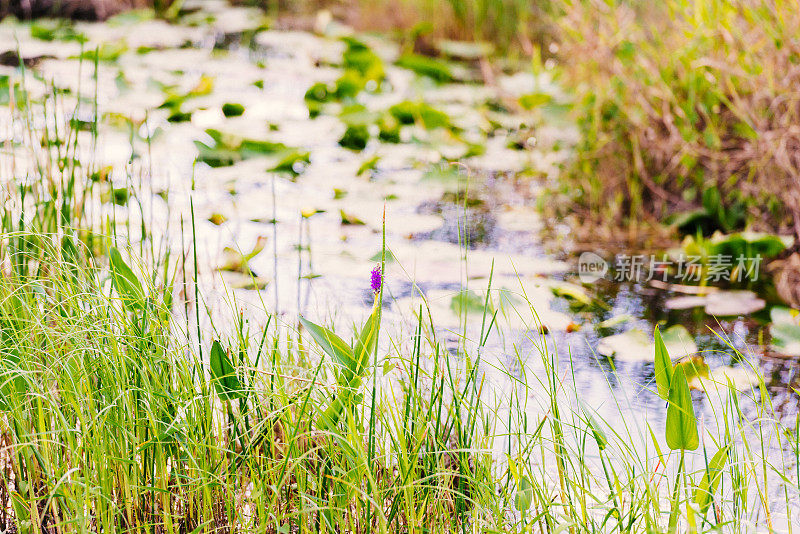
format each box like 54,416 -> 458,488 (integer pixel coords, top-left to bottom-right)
665,360 -> 699,451
694,445 -> 729,517
654,326 -> 673,401
338,124 -> 369,151
560,0 -> 800,238
222,102 -> 245,117
109,247 -> 145,309
209,340 -> 244,400
395,53 -> 455,83
300,305 -> 379,432
194,128 -> 307,173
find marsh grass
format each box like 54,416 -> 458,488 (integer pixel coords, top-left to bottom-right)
557,0 -> 800,241
0,49 -> 798,534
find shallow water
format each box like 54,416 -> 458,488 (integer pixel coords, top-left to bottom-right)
0,0 -> 797,444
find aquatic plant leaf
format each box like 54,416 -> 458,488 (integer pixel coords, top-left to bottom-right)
340,209 -> 365,225
209,340 -> 243,401
299,316 -> 355,374
515,476 -> 533,512
388,101 -> 454,131
269,150 -> 310,176
222,102 -> 245,117
338,125 -> 369,151
710,231 -> 793,259
580,402 -> 608,451
353,310 -> 379,375
396,53 -> 454,83
518,92 -> 553,110
654,326 -> 673,401
357,155 -> 380,177
549,282 -> 593,307
665,365 -> 699,451
770,306 -> 800,356
694,445 -> 729,516
703,290 -> 765,316
450,289 -> 488,317
109,247 -> 144,309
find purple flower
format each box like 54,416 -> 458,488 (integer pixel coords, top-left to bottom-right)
370,265 -> 382,294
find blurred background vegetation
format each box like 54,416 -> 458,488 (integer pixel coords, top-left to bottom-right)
5,0 -> 798,244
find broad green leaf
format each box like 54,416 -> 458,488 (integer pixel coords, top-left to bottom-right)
515,476 -> 533,512
665,365 -> 699,451
694,445 -> 729,516
299,316 -> 356,374
654,326 -> 673,400
209,340 -> 243,401
109,247 -> 144,309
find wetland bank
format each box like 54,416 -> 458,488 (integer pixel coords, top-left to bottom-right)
0,0 -> 799,532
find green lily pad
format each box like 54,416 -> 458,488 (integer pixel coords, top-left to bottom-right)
770,306 -> 800,356
222,102 -> 245,117
597,325 -> 697,362
396,53 -> 455,83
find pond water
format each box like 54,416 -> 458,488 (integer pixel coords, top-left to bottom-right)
1,0 -> 797,435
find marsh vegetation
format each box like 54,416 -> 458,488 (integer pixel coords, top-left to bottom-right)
0,0 -> 798,532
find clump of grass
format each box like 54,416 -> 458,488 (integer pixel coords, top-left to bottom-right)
557,0 -> 800,241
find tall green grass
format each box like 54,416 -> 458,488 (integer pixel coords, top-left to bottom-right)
0,52 -> 798,534
556,0 -> 800,241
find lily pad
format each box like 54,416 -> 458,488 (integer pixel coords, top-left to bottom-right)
222,102 -> 245,117
703,291 -> 764,316
217,236 -> 267,275
395,53 -> 455,83
597,325 -> 697,362
340,210 -> 365,226
549,282 -> 593,307
339,125 -> 369,151
664,295 -> 707,310
770,306 -> 800,356
450,289 -> 489,317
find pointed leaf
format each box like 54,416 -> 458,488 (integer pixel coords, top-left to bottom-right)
666,365 -> 699,450
209,340 -> 243,401
515,476 -> 533,512
654,326 -> 673,400
299,316 -> 356,373
694,445 -> 729,516
353,309 -> 379,377
109,247 -> 145,308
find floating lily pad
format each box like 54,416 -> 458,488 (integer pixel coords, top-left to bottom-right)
689,365 -> 759,393
217,236 -> 267,275
597,325 -> 697,362
339,125 -> 369,151
195,129 -> 301,169
222,102 -> 245,117
518,92 -> 553,110
208,213 -> 227,225
664,295 -> 707,310
396,53 -> 455,83
435,39 -> 493,60
225,272 -> 269,290
389,101 -> 455,131
450,289 -> 489,317
549,282 -> 593,307
340,210 -> 365,225
357,155 -> 380,178
770,306 -> 800,356
703,291 -> 765,316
